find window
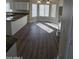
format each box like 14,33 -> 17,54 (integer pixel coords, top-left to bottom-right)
32,4 -> 51,17
39,5 -> 44,16
51,4 -> 56,17
32,4 -> 37,17
44,5 -> 49,16
39,4 -> 49,17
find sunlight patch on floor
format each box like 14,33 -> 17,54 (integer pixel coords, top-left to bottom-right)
36,23 -> 54,33
45,23 -> 59,29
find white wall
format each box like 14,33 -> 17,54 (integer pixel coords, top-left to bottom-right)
59,0 -> 63,6
58,0 -> 73,58
26,2 -> 29,10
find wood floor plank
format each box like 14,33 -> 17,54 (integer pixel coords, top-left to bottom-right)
13,22 -> 59,59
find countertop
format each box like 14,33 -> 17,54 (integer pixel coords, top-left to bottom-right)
6,10 -> 29,14
6,10 -> 29,22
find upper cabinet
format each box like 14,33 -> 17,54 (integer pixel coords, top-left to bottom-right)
13,2 -> 29,11
6,2 -> 30,12
13,0 -> 29,2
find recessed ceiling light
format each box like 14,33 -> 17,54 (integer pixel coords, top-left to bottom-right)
37,0 -> 41,3
46,1 -> 50,4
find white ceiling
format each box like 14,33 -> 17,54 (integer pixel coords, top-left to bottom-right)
32,0 -> 58,3
7,0 -> 59,4
6,0 -> 63,4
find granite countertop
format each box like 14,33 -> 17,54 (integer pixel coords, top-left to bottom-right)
6,14 -> 26,22
6,10 -> 29,22
6,10 -> 29,14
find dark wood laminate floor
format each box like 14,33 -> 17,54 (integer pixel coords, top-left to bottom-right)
14,22 -> 59,59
